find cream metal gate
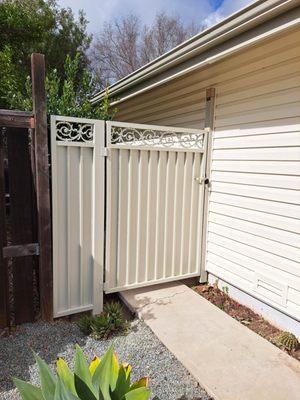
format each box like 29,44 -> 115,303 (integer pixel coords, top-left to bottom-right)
105,121 -> 208,293
51,117 -> 208,316
51,116 -> 105,317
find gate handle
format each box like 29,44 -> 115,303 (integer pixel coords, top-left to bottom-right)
194,177 -> 210,185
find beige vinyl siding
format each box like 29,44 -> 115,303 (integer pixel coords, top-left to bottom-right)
207,26 -> 300,319
115,26 -> 300,319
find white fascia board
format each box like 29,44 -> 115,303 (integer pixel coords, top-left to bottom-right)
91,0 -> 299,104
111,12 -> 300,106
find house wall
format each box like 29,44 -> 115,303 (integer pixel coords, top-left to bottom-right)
114,26 -> 300,328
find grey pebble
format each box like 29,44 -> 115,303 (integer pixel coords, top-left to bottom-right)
0,319 -> 211,400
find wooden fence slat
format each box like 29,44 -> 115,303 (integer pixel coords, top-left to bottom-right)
0,110 -> 34,129
3,243 -> 39,258
0,132 -> 9,328
31,53 -> 53,321
7,128 -> 35,324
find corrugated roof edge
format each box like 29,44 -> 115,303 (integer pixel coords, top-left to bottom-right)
91,0 -> 298,104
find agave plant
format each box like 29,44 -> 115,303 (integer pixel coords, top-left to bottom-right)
13,345 -> 151,400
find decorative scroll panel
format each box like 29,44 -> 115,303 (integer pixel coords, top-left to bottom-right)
110,125 -> 205,151
56,120 -> 94,142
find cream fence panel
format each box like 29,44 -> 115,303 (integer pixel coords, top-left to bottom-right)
51,116 -> 105,317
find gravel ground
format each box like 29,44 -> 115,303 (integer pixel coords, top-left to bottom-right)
0,319 -> 211,400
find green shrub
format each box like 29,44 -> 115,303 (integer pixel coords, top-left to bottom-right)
14,345 -> 151,400
77,314 -> 94,335
78,302 -> 128,339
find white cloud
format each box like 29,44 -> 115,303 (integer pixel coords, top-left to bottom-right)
57,0 -> 254,35
203,0 -> 255,29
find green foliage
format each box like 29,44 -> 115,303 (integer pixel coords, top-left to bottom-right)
77,315 -> 94,336
14,345 -> 151,400
222,286 -> 229,295
0,0 -> 91,108
4,53 -> 116,120
277,332 -> 299,351
78,303 -> 127,340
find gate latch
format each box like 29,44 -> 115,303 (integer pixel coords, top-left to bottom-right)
194,177 -> 210,185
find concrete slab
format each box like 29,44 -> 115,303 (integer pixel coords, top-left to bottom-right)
121,282 -> 300,400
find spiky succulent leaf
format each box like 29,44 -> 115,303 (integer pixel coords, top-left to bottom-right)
77,315 -> 94,336
13,378 -> 43,400
57,358 -> 76,395
34,353 -> 57,400
91,314 -> 112,339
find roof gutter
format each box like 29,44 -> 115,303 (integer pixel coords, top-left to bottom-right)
91,0 -> 299,104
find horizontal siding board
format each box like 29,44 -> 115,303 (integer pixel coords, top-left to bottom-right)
211,182 -> 300,204
209,212 -> 300,246
211,160 -> 300,175
209,192 -> 300,219
213,133 -> 300,149
210,171 -> 300,190
117,94 -> 205,120
212,147 -> 300,161
217,55 -> 300,95
209,202 -> 300,235
217,73 -> 300,106
206,252 -> 254,283
215,102 -> 300,128
207,232 -> 300,278
208,222 -> 300,263
207,242 -> 300,290
216,86 -> 300,115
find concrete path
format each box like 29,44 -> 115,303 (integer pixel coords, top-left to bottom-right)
121,282 -> 300,400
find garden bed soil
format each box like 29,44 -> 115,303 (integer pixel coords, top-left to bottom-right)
193,283 -> 300,362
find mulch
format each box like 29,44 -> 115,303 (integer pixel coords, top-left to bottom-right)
193,283 -> 300,362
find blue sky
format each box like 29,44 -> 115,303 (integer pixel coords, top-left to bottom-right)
58,0 -> 254,35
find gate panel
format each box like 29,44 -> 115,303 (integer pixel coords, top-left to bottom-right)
51,116 -> 104,317
105,122 -> 207,293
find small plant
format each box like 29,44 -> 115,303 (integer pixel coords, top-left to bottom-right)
92,302 -> 128,340
78,302 -> 128,339
222,286 -> 229,295
277,331 -> 299,351
14,345 -> 151,400
77,314 -> 94,335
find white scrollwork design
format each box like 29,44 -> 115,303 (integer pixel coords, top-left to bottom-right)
111,126 -> 204,150
56,121 -> 94,142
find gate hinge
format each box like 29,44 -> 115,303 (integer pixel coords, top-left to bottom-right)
100,147 -> 109,157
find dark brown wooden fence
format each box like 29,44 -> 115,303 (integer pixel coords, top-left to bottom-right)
0,54 -> 52,328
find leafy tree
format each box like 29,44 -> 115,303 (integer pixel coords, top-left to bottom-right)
6,53 -> 116,120
0,0 -> 92,108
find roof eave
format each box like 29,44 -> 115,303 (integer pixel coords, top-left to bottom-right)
91,0 -> 299,104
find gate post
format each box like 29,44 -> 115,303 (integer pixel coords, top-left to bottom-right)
200,87 -> 216,283
31,53 -> 53,321
0,132 -> 9,328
